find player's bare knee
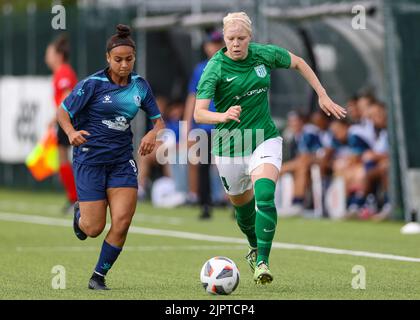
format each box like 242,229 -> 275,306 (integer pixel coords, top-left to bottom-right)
84,223 -> 105,238
113,216 -> 133,234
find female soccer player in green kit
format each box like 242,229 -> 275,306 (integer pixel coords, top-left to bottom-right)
194,12 -> 346,284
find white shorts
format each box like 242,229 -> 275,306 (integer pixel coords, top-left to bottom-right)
214,137 -> 283,196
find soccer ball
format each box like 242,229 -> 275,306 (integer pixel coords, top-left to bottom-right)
200,256 -> 240,295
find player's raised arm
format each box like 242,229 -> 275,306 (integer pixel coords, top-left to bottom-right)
289,52 -> 347,120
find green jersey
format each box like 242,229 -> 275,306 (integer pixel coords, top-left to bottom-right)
196,42 -> 291,157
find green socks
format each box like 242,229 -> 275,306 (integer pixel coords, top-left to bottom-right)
233,197 -> 257,249
254,178 -> 277,266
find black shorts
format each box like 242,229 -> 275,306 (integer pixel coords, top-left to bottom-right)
57,124 -> 71,146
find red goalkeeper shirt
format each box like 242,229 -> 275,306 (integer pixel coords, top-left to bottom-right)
53,63 -> 77,107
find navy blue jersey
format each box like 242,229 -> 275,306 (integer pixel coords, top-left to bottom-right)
298,124 -> 332,155
61,69 -> 161,164
347,123 -> 374,155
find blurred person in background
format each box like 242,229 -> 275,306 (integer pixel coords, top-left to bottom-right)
165,99 -> 189,196
279,110 -> 333,215
194,12 -> 345,285
329,104 -> 383,219
45,33 -> 78,213
359,101 -> 390,220
183,30 -> 225,219
57,25 -> 164,290
279,111 -> 310,215
137,95 -> 171,200
281,110 -> 307,162
346,95 -> 362,124
356,91 -> 376,127
329,118 -> 365,206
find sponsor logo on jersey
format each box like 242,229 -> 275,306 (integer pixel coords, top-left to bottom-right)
233,87 -> 268,100
102,95 -> 113,104
102,116 -> 129,131
226,76 -> 238,82
133,95 -> 142,107
254,64 -> 267,78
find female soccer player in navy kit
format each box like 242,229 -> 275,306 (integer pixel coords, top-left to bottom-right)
57,25 -> 165,290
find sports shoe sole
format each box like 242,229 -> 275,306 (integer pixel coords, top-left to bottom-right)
254,270 -> 273,285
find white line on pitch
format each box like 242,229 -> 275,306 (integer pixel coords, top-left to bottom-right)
13,245 -> 246,252
1,212 -> 420,263
0,202 -> 183,225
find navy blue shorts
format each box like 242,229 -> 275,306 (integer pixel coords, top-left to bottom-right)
74,159 -> 138,202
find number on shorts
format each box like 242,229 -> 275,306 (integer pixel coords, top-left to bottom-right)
129,160 -> 137,173
221,176 -> 230,191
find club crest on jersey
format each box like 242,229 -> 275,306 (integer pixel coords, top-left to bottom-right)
254,64 -> 267,78
133,95 -> 142,107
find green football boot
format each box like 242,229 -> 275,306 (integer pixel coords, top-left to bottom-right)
245,247 -> 257,273
253,262 -> 273,285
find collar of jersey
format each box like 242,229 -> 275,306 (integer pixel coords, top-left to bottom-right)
103,67 -> 133,87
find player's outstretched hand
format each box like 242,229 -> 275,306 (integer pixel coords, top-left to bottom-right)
220,105 -> 241,123
318,94 -> 347,119
138,131 -> 157,156
69,130 -> 90,146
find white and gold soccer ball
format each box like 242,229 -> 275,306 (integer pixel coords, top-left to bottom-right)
200,256 -> 240,295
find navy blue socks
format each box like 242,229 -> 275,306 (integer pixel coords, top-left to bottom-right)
94,240 -> 122,277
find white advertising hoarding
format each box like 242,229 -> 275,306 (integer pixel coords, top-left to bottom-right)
0,76 -> 55,163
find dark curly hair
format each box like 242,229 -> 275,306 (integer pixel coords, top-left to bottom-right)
106,24 -> 136,53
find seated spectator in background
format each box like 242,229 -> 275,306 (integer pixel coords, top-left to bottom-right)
356,92 -> 376,127
330,98 -> 390,220
339,121 -> 373,217
330,119 -> 366,209
346,95 -> 362,124
308,110 -> 334,177
282,110 -> 306,161
280,110 -> 332,214
359,101 -> 390,220
280,111 -> 308,214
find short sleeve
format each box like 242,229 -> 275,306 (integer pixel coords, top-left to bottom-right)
140,80 -> 161,120
196,60 -> 220,100
61,79 -> 95,119
265,44 -> 291,69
